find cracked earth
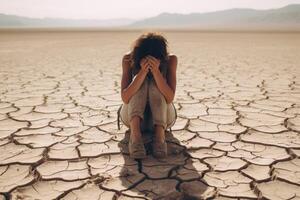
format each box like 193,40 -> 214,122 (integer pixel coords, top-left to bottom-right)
0,30 -> 299,200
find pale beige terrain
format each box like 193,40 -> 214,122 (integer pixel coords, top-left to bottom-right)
0,30 -> 300,200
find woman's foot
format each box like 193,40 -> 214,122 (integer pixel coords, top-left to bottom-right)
129,116 -> 146,159
152,140 -> 167,158
129,137 -> 146,159
152,125 -> 168,158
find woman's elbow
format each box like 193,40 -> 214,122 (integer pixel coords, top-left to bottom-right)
166,92 -> 175,104
121,92 -> 130,104
122,98 -> 129,104
122,99 -> 129,104
166,96 -> 174,104
121,92 -> 128,104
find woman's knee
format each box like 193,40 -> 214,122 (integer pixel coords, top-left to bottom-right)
128,79 -> 148,105
127,80 -> 148,118
149,84 -> 167,107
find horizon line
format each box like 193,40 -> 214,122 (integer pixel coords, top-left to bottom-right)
0,3 -> 298,21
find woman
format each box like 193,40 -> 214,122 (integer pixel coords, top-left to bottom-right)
119,31 -> 178,159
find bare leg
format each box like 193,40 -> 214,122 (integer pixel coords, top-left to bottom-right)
128,115 -> 146,159
154,125 -> 165,143
130,115 -> 143,143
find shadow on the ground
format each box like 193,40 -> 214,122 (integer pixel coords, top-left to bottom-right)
112,129 -> 215,200
96,103 -> 215,199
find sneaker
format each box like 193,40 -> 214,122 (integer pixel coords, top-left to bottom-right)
128,138 -> 146,159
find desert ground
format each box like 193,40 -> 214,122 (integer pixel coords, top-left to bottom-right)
0,30 -> 299,199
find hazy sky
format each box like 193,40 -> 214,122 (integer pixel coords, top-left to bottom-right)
0,0 -> 300,20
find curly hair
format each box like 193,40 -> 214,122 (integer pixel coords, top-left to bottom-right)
129,31 -> 170,77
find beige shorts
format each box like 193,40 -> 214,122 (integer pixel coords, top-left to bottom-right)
120,76 -> 177,131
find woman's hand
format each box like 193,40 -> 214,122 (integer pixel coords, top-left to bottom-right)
140,57 -> 150,74
146,55 -> 161,74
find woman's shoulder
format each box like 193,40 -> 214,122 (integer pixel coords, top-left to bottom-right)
123,51 -> 132,61
168,53 -> 177,61
122,51 -> 133,69
167,53 -> 178,68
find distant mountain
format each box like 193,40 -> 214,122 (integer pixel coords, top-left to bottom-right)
128,4 -> 300,30
0,13 -> 136,27
0,4 -> 300,30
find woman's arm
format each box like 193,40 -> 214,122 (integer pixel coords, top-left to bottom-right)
152,55 -> 177,104
121,54 -> 148,104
